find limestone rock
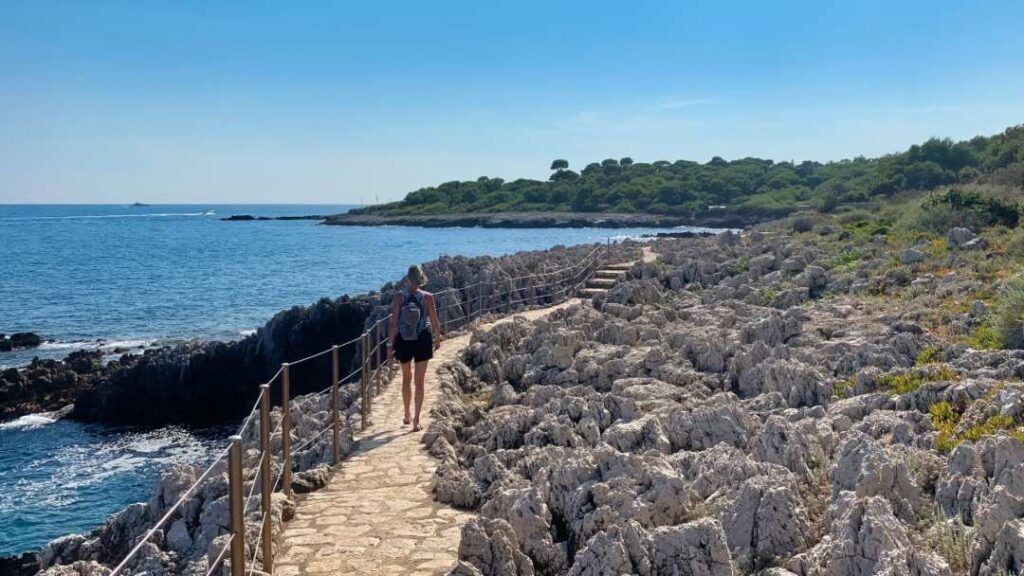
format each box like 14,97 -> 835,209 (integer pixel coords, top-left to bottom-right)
948,227 -> 978,249
900,248 -> 930,265
719,475 -> 809,571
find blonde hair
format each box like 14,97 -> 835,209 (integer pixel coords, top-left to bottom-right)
407,265 -> 428,288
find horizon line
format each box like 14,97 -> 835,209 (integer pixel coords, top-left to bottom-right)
0,202 -> 367,206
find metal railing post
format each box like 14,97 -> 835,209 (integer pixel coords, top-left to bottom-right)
375,323 -> 383,394
442,293 -> 449,335
364,330 -> 372,428
366,331 -> 372,411
331,346 -> 340,465
258,385 -> 273,574
281,363 -> 292,499
461,288 -> 468,329
386,323 -> 393,370
228,435 -> 245,576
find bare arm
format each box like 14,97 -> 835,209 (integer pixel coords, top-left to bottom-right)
389,293 -> 401,343
427,293 -> 443,348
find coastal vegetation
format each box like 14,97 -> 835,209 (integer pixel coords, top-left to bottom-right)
427,204 -> 1024,575
12,124 -> 1024,576
21,163 -> 1024,574
355,125 -> 1024,221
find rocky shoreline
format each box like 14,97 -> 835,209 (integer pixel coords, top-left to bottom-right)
322,211 -> 756,229
421,222 -> 1024,575
0,243 -> 626,426
28,383 -> 359,576
0,332 -> 44,352
220,214 -> 326,221
28,213 -> 1024,574
1,350 -> 110,421
3,241 -> 644,574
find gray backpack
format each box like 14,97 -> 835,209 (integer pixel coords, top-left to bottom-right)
399,292 -> 423,341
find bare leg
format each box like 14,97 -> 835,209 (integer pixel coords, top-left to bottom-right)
401,361 -> 412,424
413,360 -> 429,430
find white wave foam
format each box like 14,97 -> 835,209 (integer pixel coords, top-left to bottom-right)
238,329 -> 257,337
97,339 -> 157,351
0,425 -> 219,513
38,339 -> 156,352
0,413 -> 58,430
609,234 -> 655,242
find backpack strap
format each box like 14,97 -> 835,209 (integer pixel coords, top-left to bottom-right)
402,290 -> 425,312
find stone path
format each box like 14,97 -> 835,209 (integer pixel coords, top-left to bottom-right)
274,248 -> 653,575
274,302 -> 583,575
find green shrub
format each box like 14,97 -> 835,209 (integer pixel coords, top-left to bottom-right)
989,276 -> 1024,349
931,393 -> 1024,453
832,376 -> 855,399
962,414 -> 1019,443
930,401 -> 961,453
827,249 -> 864,271
792,216 -> 815,233
897,185 -> 1021,235
836,209 -> 875,226
923,506 -> 974,573
1008,228 -> 1024,259
916,346 -> 944,365
878,365 -> 960,395
728,259 -> 749,275
966,322 -> 1003,350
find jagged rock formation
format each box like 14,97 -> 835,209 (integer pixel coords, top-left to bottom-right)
23,241 -> 642,574
0,332 -> 44,351
430,227 -> 1024,575
1,242 -> 632,426
0,350 -> 111,420
33,384 -> 354,575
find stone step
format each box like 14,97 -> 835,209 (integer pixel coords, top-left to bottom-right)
603,262 -> 633,271
594,269 -> 627,279
586,278 -> 617,288
578,288 -> 607,298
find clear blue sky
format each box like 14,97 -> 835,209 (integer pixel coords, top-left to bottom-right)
2,0 -> 1022,204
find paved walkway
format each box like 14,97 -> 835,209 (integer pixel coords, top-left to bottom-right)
274,247 -> 653,575
274,301 -> 582,575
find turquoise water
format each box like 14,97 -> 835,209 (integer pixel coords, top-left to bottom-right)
0,203 -> 690,555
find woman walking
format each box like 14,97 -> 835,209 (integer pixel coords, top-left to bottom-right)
389,265 -> 442,431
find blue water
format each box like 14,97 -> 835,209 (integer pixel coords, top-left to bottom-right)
0,204 -> 683,369
0,416 -> 229,557
0,203 -> 693,556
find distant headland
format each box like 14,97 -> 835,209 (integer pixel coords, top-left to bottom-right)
320,211 -> 754,229
227,125 -> 1021,230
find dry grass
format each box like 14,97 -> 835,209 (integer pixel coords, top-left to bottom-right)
916,506 -> 974,574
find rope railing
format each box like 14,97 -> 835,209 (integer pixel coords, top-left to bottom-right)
108,447 -> 231,576
204,534 -> 233,576
106,242 -> 613,576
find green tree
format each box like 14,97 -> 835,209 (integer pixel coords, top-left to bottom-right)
356,124 -> 1024,220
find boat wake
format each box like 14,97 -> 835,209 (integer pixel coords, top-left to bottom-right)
0,211 -> 216,221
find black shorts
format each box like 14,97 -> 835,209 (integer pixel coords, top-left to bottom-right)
395,330 -> 433,363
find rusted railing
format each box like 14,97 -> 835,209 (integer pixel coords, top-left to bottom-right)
107,243 -> 610,576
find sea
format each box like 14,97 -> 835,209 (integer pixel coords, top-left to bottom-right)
0,203 -> 703,556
